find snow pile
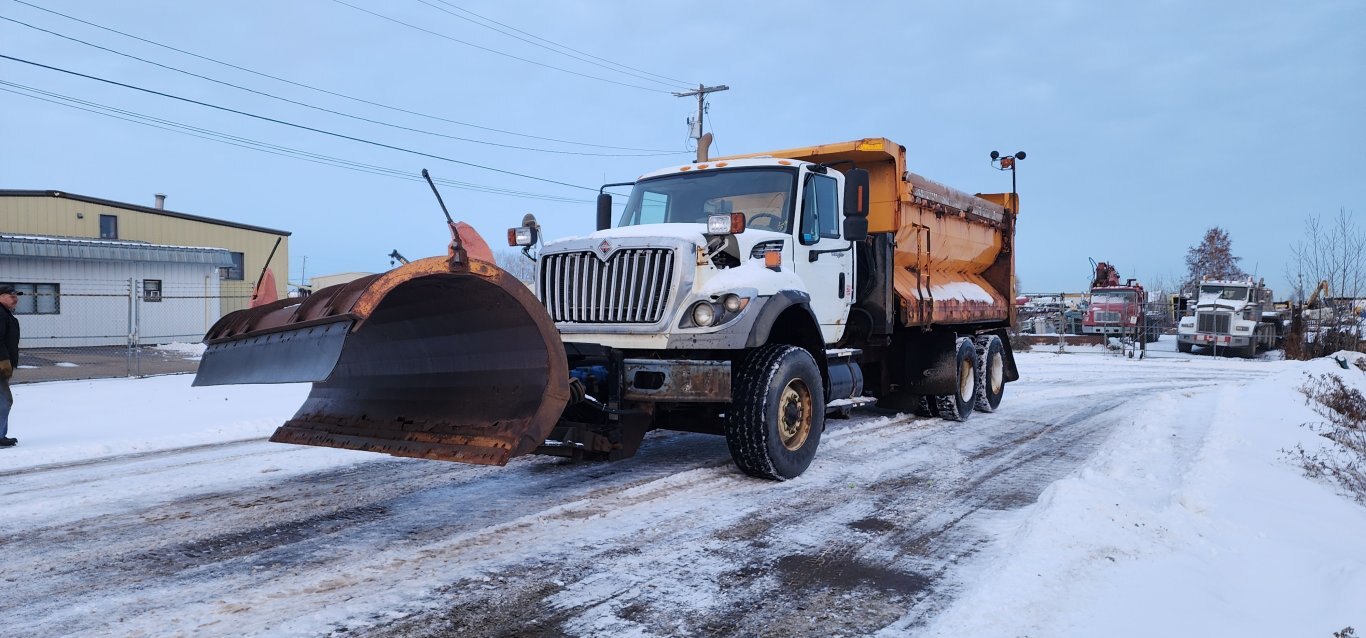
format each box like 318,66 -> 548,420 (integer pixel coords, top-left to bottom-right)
922,354 -> 1366,637
1,375 -> 309,471
154,341 -> 208,360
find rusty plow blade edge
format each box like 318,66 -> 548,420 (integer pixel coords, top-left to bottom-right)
197,257 -> 569,466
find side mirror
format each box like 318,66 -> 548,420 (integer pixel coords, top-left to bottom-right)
844,168 -> 870,219
596,193 -> 612,231
843,217 -> 868,242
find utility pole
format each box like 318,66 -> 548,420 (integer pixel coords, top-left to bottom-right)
673,83 -> 728,162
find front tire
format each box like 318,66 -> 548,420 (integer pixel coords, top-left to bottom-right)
1177,340 -> 1193,353
726,344 -> 825,480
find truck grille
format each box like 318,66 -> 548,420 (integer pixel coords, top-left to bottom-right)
1197,312 -> 1231,333
540,249 -> 675,323
1095,311 -> 1121,323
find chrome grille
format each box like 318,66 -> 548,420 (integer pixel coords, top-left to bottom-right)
1095,311 -> 1121,323
1197,312 -> 1231,333
540,248 -> 675,323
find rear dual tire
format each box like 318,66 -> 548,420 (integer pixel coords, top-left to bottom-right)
933,337 -> 978,422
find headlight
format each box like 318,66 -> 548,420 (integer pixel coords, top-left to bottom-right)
691,302 -> 716,327
722,294 -> 743,313
1234,326 -> 1251,332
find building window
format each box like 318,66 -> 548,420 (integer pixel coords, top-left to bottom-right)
143,279 -> 162,302
1,283 -> 60,315
221,252 -> 245,280
100,214 -> 119,239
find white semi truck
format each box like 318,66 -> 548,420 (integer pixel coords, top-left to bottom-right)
1176,278 -> 1285,357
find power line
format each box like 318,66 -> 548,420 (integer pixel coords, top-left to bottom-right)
0,15 -> 681,158
0,53 -> 602,192
6,0 -> 675,153
328,0 -> 676,94
0,82 -> 592,203
413,0 -> 694,90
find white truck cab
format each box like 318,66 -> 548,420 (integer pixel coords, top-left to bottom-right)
1176,278 -> 1283,357
536,157 -> 859,351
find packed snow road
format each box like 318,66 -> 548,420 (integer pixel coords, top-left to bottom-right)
1,350 -> 1277,637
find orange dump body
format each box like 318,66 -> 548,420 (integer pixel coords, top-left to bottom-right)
717,138 -> 1018,328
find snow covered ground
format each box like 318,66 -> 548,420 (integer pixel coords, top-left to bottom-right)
3,339 -> 1364,636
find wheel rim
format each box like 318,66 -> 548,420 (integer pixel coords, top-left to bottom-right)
989,351 -> 1004,394
958,358 -> 975,402
777,379 -> 812,451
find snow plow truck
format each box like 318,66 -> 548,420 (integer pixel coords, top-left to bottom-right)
193,138 -> 1022,480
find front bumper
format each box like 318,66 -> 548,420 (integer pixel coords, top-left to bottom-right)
1178,332 -> 1250,347
1083,325 -> 1133,335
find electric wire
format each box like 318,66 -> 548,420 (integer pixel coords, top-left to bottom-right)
6,0 -> 675,153
0,53 -> 602,192
0,82 -> 592,203
329,0 -> 674,94
0,15 -> 680,158
423,0 -> 694,88
413,0 -> 694,90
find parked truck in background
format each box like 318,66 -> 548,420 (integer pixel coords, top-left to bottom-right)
193,138 -> 1022,480
1083,262 -> 1156,342
1176,277 -> 1285,357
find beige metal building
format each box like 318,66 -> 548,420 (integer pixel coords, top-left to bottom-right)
0,190 -> 290,315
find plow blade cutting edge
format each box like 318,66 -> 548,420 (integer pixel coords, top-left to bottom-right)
193,256 -> 569,465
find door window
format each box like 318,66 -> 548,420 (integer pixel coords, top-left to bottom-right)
800,174 -> 839,245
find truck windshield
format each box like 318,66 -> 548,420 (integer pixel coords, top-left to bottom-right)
1091,292 -> 1135,304
1199,285 -> 1248,301
616,168 -> 797,232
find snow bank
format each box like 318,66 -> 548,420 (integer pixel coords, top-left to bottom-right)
2,374 -> 309,471
921,354 -> 1366,636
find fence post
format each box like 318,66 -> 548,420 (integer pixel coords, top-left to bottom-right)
125,278 -> 132,377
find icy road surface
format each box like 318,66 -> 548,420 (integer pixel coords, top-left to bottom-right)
0,347 -> 1347,637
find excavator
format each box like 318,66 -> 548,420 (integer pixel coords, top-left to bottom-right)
1301,280 -> 1333,323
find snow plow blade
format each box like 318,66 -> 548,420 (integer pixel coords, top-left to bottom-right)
194,256 -> 569,466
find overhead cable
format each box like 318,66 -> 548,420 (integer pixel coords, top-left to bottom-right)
414,0 -> 695,90
6,0 -> 675,152
0,82 -> 593,203
0,53 -> 601,192
328,0 -> 675,94
1,16 -> 680,157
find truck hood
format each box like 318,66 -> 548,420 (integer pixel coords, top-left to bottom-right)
1195,293 -> 1249,312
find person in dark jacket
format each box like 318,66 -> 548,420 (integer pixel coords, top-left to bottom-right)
0,284 -> 21,447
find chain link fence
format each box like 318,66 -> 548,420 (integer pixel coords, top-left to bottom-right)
12,279 -> 258,384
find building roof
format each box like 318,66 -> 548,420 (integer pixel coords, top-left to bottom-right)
0,190 -> 291,236
0,234 -> 235,266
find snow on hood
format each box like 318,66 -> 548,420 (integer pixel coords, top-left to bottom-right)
548,224 -> 789,256
697,259 -> 805,296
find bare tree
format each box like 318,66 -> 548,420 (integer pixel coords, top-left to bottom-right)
1183,227 -> 1246,292
1286,208 -> 1366,303
495,249 -> 537,286
1285,208 -> 1365,359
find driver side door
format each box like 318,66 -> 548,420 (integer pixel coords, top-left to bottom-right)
793,172 -> 851,341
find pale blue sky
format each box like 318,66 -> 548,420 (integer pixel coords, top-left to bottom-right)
3,0 -> 1362,296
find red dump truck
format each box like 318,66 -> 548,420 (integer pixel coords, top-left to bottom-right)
194,138 -> 1022,480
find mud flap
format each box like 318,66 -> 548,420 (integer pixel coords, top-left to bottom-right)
194,256 -> 569,465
